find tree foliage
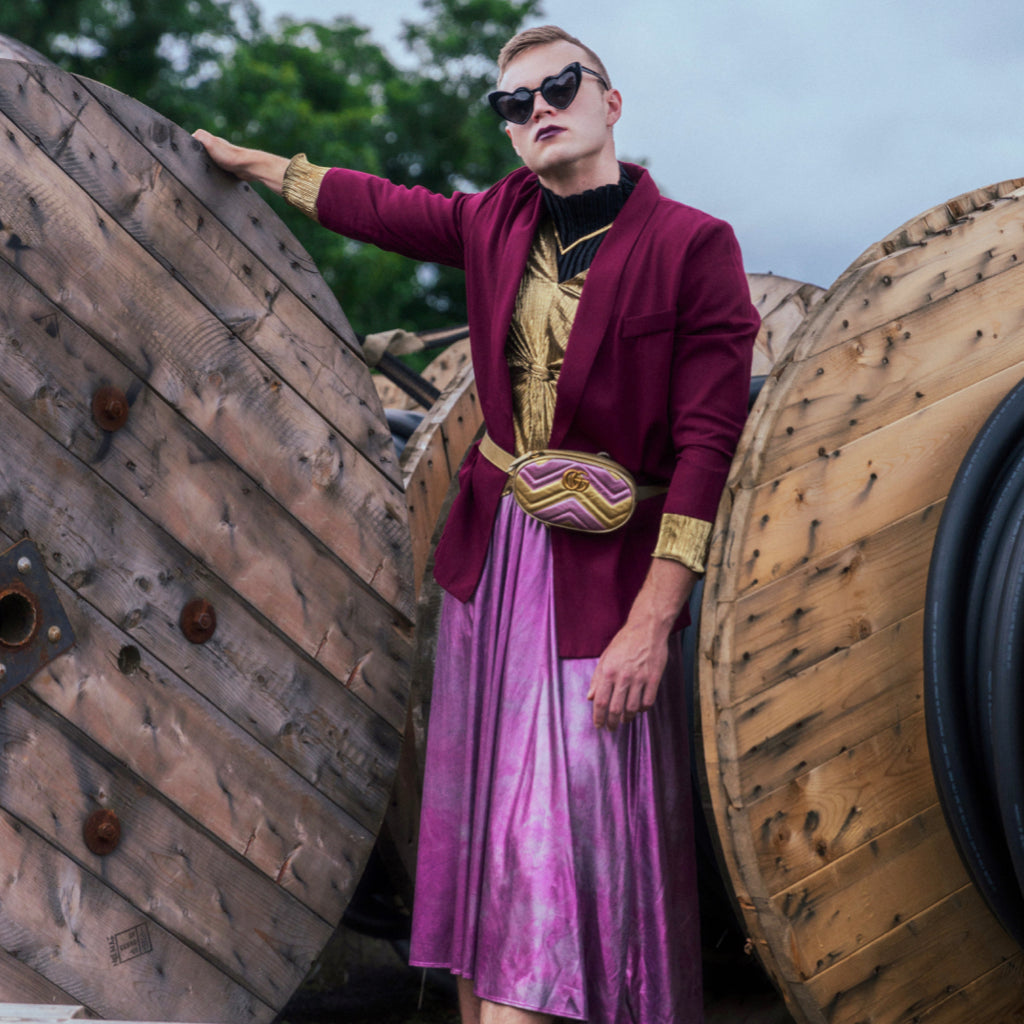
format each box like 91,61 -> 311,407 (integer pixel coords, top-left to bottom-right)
0,0 -> 544,335
0,0 -> 260,127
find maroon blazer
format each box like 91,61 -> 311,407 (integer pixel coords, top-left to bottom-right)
316,163 -> 759,657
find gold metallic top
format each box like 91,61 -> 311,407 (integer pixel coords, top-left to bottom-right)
282,153 -> 329,220
507,222 -> 583,454
508,224 -> 712,573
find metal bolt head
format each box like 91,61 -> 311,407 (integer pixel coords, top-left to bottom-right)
16,557 -> 30,575
180,599 -> 217,644
83,808 -> 121,855
47,625 -> 62,644
92,386 -> 130,432
0,664 -> 5,681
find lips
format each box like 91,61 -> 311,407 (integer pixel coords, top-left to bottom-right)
535,125 -> 565,142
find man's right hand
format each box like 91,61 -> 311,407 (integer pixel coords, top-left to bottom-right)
192,130 -> 290,195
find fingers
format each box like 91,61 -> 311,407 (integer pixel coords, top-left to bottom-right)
588,670 -> 652,730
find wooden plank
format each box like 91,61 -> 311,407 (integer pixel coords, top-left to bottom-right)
841,180 -> 1024,288
789,186 -> 1024,366
0,309 -> 404,795
436,366 -> 482,479
745,712 -> 934,895
912,955 -> 1024,1024
0,410 -> 378,919
402,422 -> 452,594
0,256 -> 409,735
805,886 -> 1020,1024
0,105 -> 413,624
0,1008 -> 86,1022
50,65 -> 376,406
0,691 -> 333,1005
729,360 -> 1023,596
715,611 -> 923,806
31,563 -> 371,922
748,274 -> 825,376
758,262 -> 1024,481
708,503 -> 936,709
401,363 -> 481,593
0,953 -> 78,1008
772,804 -> 969,980
0,60 -> 398,483
0,809 -> 273,1022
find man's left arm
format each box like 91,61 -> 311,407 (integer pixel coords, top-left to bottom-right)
588,217 -> 759,729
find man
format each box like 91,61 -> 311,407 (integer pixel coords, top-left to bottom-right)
196,24 -> 758,1024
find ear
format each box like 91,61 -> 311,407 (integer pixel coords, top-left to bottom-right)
605,88 -> 623,128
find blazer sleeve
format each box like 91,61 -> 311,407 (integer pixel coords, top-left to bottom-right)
313,167 -> 471,270
663,218 -> 759,527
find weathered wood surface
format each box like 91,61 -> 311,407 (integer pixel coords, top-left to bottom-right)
701,179 -> 1024,1024
0,1007 -> 219,1023
0,59 -> 413,1022
747,273 -> 825,377
0,36 -> 52,65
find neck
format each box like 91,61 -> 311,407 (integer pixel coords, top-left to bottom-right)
537,151 -> 621,197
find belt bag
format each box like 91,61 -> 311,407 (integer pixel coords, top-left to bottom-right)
479,432 -> 666,534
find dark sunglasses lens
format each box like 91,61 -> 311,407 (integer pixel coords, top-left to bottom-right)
495,88 -> 534,124
541,67 -> 580,109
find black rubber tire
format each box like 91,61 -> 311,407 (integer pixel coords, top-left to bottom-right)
924,375 -> 1024,948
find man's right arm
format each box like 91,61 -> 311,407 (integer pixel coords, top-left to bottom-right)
192,130 -> 290,195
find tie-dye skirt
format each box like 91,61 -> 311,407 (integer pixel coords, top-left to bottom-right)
410,495 -> 702,1022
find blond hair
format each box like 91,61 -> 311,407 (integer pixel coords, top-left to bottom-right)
496,25 -> 610,87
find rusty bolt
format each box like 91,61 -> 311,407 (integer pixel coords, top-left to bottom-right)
83,808 -> 121,856
180,599 -> 216,644
16,557 -> 30,575
92,386 -> 129,432
47,625 -> 62,644
0,664 -> 5,681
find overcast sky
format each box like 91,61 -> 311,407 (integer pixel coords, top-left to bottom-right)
253,0 -> 1024,291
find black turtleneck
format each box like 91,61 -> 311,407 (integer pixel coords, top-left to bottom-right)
541,166 -> 636,282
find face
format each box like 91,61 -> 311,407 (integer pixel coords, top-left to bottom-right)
497,40 -> 622,193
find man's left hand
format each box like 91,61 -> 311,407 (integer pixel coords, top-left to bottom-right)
587,558 -> 698,730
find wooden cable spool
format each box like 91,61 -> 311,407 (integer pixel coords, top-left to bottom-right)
0,58 -> 413,1021
701,178 -> 1024,1024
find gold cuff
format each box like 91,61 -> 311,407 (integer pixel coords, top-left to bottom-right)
652,513 -> 713,575
282,153 -> 330,220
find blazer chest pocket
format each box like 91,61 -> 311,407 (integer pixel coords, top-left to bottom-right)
621,309 -> 676,339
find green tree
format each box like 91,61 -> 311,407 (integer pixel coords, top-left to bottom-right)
0,0 -> 260,128
197,0 -> 543,335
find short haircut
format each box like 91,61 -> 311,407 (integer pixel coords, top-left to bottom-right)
496,25 -> 610,87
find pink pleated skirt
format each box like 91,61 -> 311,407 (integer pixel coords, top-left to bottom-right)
410,495 -> 702,1023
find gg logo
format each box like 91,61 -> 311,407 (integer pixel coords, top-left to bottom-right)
562,468 -> 590,492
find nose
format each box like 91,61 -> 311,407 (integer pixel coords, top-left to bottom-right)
531,91 -> 557,120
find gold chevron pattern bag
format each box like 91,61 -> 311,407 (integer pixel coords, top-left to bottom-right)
479,433 -> 662,534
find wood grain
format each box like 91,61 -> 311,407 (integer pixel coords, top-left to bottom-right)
700,181 -> 1024,1023
0,59 -> 414,1021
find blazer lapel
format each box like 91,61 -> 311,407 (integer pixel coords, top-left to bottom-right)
473,186 -> 544,451
548,166 -> 660,447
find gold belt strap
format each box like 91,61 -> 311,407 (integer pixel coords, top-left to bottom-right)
478,432 -> 668,501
